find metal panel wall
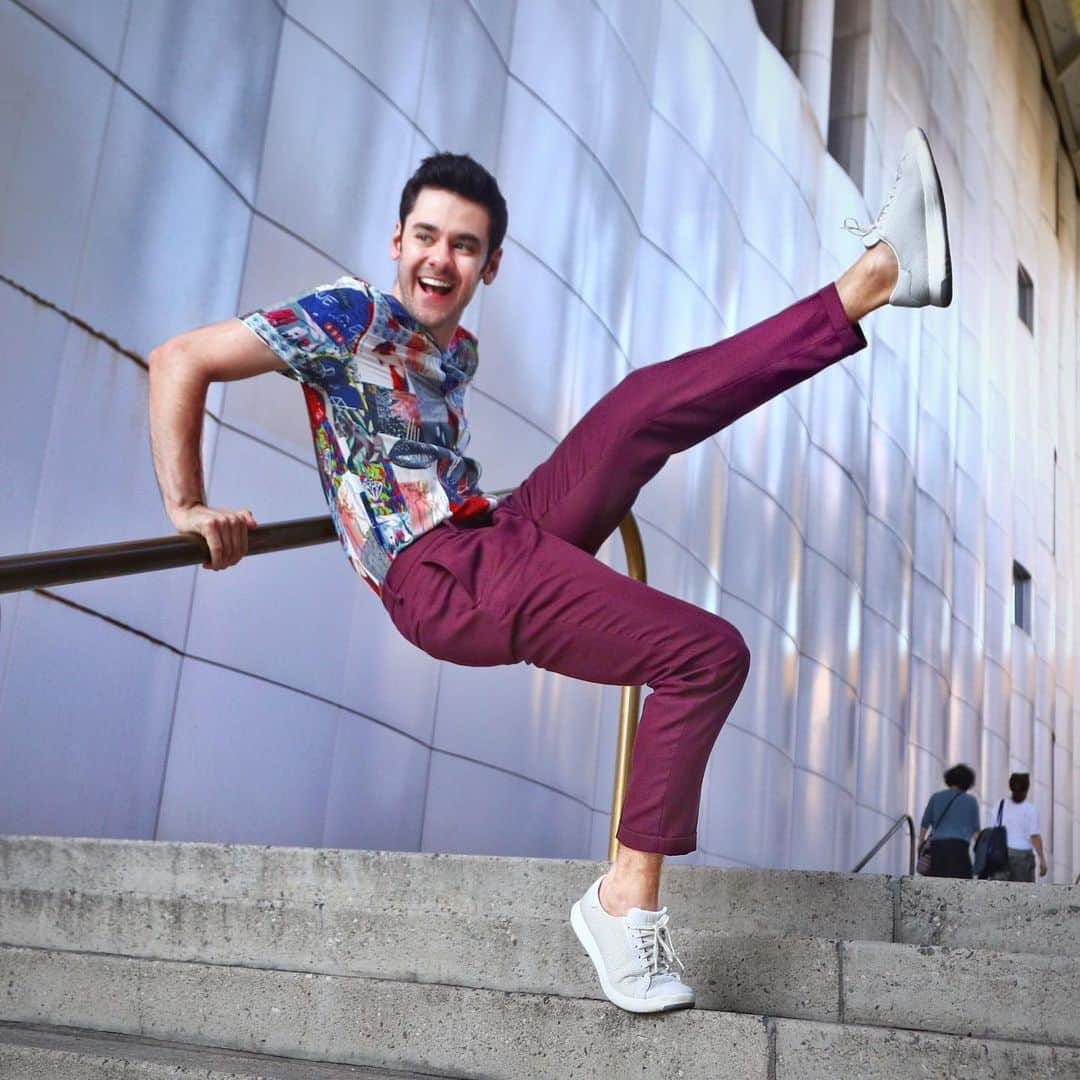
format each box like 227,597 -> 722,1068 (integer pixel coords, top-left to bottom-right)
0,0 -> 1076,883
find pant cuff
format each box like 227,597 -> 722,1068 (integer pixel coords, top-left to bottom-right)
820,282 -> 868,355
616,822 -> 696,857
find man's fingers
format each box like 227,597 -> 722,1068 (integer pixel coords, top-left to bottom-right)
187,508 -> 255,571
230,516 -> 250,562
203,524 -> 225,570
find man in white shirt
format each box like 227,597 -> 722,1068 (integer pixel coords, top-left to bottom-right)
988,772 -> 1048,882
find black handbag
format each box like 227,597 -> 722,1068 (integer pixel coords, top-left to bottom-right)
917,791 -> 962,875
973,800 -> 1009,879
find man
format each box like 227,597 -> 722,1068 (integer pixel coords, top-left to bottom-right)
150,132 -> 952,1014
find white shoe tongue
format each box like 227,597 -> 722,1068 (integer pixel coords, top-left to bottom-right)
626,906 -> 666,927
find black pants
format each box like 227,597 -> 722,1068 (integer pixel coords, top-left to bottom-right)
929,838 -> 973,878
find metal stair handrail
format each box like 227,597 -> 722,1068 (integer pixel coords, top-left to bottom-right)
0,496 -> 646,862
852,813 -> 916,875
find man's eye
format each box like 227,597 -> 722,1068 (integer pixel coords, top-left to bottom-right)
416,232 -> 432,242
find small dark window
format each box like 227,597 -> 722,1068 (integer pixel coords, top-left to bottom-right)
1013,561 -> 1032,633
1018,263 -> 1034,331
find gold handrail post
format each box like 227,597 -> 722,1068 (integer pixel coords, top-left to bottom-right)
609,513 -> 647,862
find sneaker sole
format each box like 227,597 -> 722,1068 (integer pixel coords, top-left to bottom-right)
912,127 -> 952,307
569,900 -> 696,1014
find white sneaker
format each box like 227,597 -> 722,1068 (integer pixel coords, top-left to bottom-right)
570,874 -> 695,1014
844,127 -> 953,308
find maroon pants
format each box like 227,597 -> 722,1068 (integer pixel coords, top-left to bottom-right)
381,284 -> 866,854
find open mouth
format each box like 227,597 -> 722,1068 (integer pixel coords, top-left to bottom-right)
418,276 -> 454,298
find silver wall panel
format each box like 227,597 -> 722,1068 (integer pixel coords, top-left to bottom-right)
30,327 -> 197,649
186,429 -> 355,705
287,0 -> 431,117
73,87 -> 252,355
157,658 -> 342,845
722,592 -> 798,755
0,2 -> 114,308
418,2 -> 507,173
256,22 -> 417,276
0,284 -> 69,557
0,593 -> 179,838
433,652 -> 603,808
422,751 -> 590,857
18,0 -> 130,69
323,712 -> 429,851
118,0 -> 281,201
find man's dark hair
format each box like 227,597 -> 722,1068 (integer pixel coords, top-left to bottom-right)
398,153 -> 508,263
1008,771 -> 1030,801
943,763 -> 975,791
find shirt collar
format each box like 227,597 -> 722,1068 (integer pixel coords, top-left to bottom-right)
384,291 -> 476,363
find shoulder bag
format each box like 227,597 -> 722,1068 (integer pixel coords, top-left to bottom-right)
973,799 -> 1008,879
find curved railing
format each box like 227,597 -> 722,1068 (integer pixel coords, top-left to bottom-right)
852,813 -> 916,875
0,500 -> 646,862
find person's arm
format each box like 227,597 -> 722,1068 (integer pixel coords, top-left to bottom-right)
148,319 -> 287,570
1031,834 -> 1048,876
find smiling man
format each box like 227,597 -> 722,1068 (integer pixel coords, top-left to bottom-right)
150,138 -> 952,1015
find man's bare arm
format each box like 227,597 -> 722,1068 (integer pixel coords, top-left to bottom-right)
148,318 -> 287,570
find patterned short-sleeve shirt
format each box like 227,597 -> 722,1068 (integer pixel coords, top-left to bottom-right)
242,277 -> 495,593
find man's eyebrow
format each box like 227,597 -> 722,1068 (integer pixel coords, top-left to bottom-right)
411,222 -> 482,247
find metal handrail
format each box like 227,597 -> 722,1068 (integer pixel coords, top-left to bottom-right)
0,499 -> 647,861
852,813 -> 916,875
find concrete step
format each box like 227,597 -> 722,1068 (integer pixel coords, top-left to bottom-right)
0,886 -> 842,1021
3,834 -> 1078,956
0,835 -> 894,940
2,957 -> 1079,1080
1,948 -> 769,1079
2,933 -> 1078,1050
0,1022 -> 440,1078
898,874 -> 1080,956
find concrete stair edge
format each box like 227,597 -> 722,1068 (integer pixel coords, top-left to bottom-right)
3,1013 -> 1080,1080
2,943 -> 1078,1057
0,1022 -> 451,1079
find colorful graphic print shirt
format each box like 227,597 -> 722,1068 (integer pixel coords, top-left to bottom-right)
242,277 -> 494,593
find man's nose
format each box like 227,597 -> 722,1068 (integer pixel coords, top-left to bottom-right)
426,239 -> 452,268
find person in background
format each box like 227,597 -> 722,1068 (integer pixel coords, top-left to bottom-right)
989,772 -> 1048,882
917,764 -> 980,878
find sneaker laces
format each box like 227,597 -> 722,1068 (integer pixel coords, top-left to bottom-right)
628,911 -> 686,978
842,153 -> 907,239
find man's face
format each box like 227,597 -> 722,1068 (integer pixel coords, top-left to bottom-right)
390,186 -> 501,350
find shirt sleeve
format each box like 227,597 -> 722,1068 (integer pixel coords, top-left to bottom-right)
920,794 -> 937,829
964,794 -> 980,837
240,278 -> 373,383
1029,802 -> 1041,836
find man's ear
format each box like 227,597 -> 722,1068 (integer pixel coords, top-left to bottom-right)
481,247 -> 502,285
389,221 -> 403,261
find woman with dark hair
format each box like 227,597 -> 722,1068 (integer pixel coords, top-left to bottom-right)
917,764 -> 980,878
988,773 -> 1048,882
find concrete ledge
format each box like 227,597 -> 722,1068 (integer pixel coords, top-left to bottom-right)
0,835 -> 894,940
774,1017 -> 1080,1079
0,887 -> 841,1020
842,940 -> 1080,1047
0,948 -> 770,1080
0,1022 -> 436,1078
899,876 -> 1080,956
